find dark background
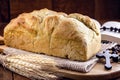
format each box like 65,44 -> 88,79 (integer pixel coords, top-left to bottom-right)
0,0 -> 120,32
0,0 -> 120,23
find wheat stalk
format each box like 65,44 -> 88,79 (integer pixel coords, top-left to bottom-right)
0,53 -> 58,80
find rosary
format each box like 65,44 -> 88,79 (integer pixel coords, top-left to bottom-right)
96,26 -> 120,70
100,26 -> 120,33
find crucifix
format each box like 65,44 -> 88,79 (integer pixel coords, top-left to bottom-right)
96,50 -> 119,70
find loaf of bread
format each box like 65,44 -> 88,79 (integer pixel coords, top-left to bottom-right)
4,8 -> 101,61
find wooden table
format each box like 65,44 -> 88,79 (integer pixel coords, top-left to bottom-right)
0,65 -> 30,80
1,23 -> 120,80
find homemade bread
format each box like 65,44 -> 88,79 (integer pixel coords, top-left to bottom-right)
4,8 -> 101,61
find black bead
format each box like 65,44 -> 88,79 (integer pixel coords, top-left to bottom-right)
115,45 -> 120,52
112,50 -> 118,54
112,57 -> 119,62
114,28 -> 118,32
116,44 -> 120,47
110,27 -> 114,31
101,40 -> 110,44
118,29 -> 120,33
111,47 -> 116,52
103,26 -> 106,31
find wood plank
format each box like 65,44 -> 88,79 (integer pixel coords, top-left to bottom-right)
0,0 -> 10,22
0,64 -> 30,80
0,23 -> 7,36
95,0 -> 120,21
52,0 -> 95,18
0,0 -> 120,24
13,73 -> 30,80
0,65 -> 13,80
0,36 -> 4,45
10,0 -> 52,19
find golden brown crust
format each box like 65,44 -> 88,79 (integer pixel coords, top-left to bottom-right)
68,13 -> 100,35
4,8 -> 101,61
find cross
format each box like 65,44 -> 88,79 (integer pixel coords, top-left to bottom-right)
96,50 -> 118,70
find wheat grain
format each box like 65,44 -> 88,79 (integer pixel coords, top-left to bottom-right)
0,53 -> 58,80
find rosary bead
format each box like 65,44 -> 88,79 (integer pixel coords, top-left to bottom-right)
101,40 -> 111,44
112,50 -> 118,54
110,27 -> 114,31
115,45 -> 120,52
114,28 -> 118,32
111,47 -> 116,52
102,26 -> 106,31
116,44 -> 120,47
118,29 -> 120,33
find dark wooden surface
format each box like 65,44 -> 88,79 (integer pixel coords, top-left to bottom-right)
0,0 -> 10,22
0,0 -> 120,24
95,0 -> 120,21
0,65 -> 30,80
52,0 -> 95,18
0,65 -> 12,80
10,0 -> 52,19
0,23 -> 6,36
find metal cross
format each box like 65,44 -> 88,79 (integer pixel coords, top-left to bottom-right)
96,50 -> 118,70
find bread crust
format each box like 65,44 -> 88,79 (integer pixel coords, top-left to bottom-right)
4,8 -> 101,61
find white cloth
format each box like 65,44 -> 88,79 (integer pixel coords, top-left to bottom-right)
2,42 -> 117,73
